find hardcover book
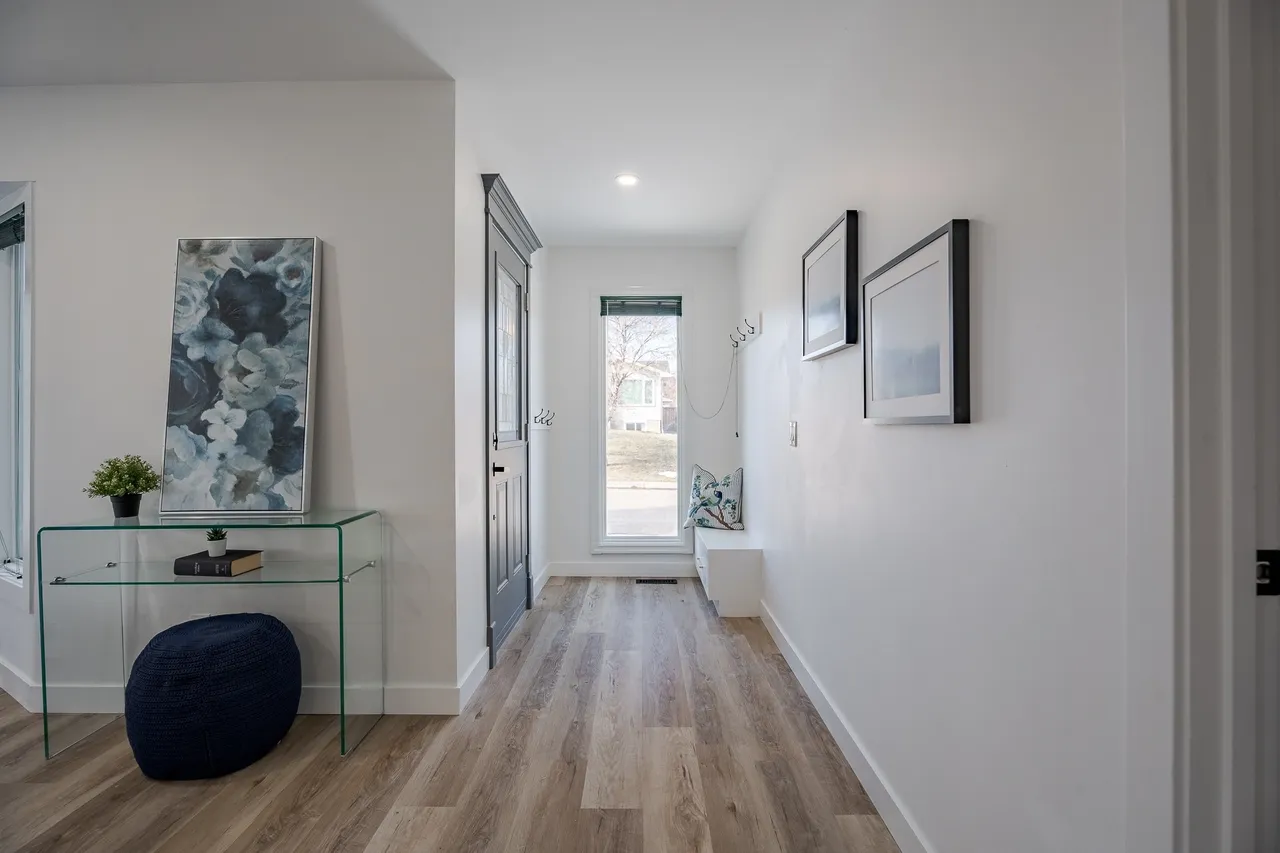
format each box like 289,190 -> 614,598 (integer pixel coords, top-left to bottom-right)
173,549 -> 263,577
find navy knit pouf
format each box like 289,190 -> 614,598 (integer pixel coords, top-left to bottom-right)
125,613 -> 301,780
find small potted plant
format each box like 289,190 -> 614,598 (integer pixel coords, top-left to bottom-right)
84,455 -> 161,519
206,527 -> 228,557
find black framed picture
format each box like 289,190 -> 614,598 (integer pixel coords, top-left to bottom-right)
801,210 -> 858,360
862,219 -> 970,424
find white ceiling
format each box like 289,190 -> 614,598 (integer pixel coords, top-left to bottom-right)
374,0 -> 857,245
0,0 -> 858,246
0,0 -> 448,85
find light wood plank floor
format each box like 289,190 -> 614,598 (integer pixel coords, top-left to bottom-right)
0,578 -> 899,853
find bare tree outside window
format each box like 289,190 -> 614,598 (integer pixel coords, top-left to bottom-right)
605,315 -> 676,425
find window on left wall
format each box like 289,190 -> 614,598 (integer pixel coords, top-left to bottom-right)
0,200 -> 27,582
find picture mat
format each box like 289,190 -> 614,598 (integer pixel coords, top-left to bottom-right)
864,233 -> 954,420
802,216 -> 851,357
805,240 -> 844,342
870,261 -> 944,401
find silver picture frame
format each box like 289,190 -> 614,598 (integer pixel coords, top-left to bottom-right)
159,237 -> 321,516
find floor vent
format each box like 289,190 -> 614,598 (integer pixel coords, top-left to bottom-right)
635,578 -> 678,585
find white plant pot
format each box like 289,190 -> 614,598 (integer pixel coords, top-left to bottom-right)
207,540 -> 227,558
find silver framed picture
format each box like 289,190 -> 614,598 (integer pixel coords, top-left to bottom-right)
862,220 -> 970,424
160,238 -> 320,514
801,210 -> 858,361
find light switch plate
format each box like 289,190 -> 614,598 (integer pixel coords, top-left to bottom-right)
788,421 -> 798,447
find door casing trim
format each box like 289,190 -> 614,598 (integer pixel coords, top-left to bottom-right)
482,174 -> 541,669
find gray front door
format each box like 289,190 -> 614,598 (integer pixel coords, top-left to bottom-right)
487,218 -> 530,666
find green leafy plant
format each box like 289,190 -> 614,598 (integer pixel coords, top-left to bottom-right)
206,527 -> 228,542
83,455 -> 161,498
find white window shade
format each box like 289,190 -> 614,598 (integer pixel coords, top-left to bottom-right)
600,295 -> 682,317
0,207 -> 22,251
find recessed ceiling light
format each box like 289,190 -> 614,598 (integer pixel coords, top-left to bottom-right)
615,173 -> 639,187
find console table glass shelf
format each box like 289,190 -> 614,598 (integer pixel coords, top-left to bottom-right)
37,509 -> 383,760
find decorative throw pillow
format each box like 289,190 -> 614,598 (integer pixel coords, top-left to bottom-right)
683,465 -> 745,530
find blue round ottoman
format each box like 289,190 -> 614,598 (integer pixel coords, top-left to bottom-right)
125,613 -> 301,780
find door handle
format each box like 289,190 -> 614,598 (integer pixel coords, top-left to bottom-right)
492,464 -> 505,474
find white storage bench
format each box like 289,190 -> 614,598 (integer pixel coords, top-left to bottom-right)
693,527 -> 763,617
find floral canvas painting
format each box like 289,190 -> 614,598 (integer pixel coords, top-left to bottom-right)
160,238 -> 318,513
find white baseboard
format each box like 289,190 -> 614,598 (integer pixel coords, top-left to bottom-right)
760,600 -> 932,853
0,653 -> 39,711
33,683 -> 387,716
299,685 -> 384,715
532,563 -> 551,600
12,677 -> 471,717
44,685 -> 124,714
550,560 -> 696,578
456,648 -> 489,713
384,681 -> 468,715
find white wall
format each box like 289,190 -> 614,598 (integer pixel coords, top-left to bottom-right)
1120,0 -> 1177,844
0,81 -> 471,713
539,247 -> 738,574
529,252 -> 550,594
737,2 -> 1136,850
454,138 -> 489,698
1255,0 -> 1280,844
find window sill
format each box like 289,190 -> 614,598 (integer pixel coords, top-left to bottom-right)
592,540 -> 692,557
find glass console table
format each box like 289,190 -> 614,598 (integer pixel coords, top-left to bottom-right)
36,509 -> 383,760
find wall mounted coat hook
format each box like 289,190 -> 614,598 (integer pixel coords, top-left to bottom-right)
743,318 -> 756,334
546,411 -> 555,425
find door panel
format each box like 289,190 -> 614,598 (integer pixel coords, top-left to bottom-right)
488,219 -> 530,666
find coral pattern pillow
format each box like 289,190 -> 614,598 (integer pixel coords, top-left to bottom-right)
683,465 -> 744,530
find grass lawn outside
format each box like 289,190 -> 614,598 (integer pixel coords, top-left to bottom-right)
606,428 -> 678,484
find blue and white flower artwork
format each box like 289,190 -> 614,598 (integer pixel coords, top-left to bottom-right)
160,238 -> 319,513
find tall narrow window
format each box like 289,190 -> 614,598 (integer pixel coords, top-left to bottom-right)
0,202 -> 25,579
600,296 -> 682,543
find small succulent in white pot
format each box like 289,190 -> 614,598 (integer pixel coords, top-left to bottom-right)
206,527 -> 228,558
